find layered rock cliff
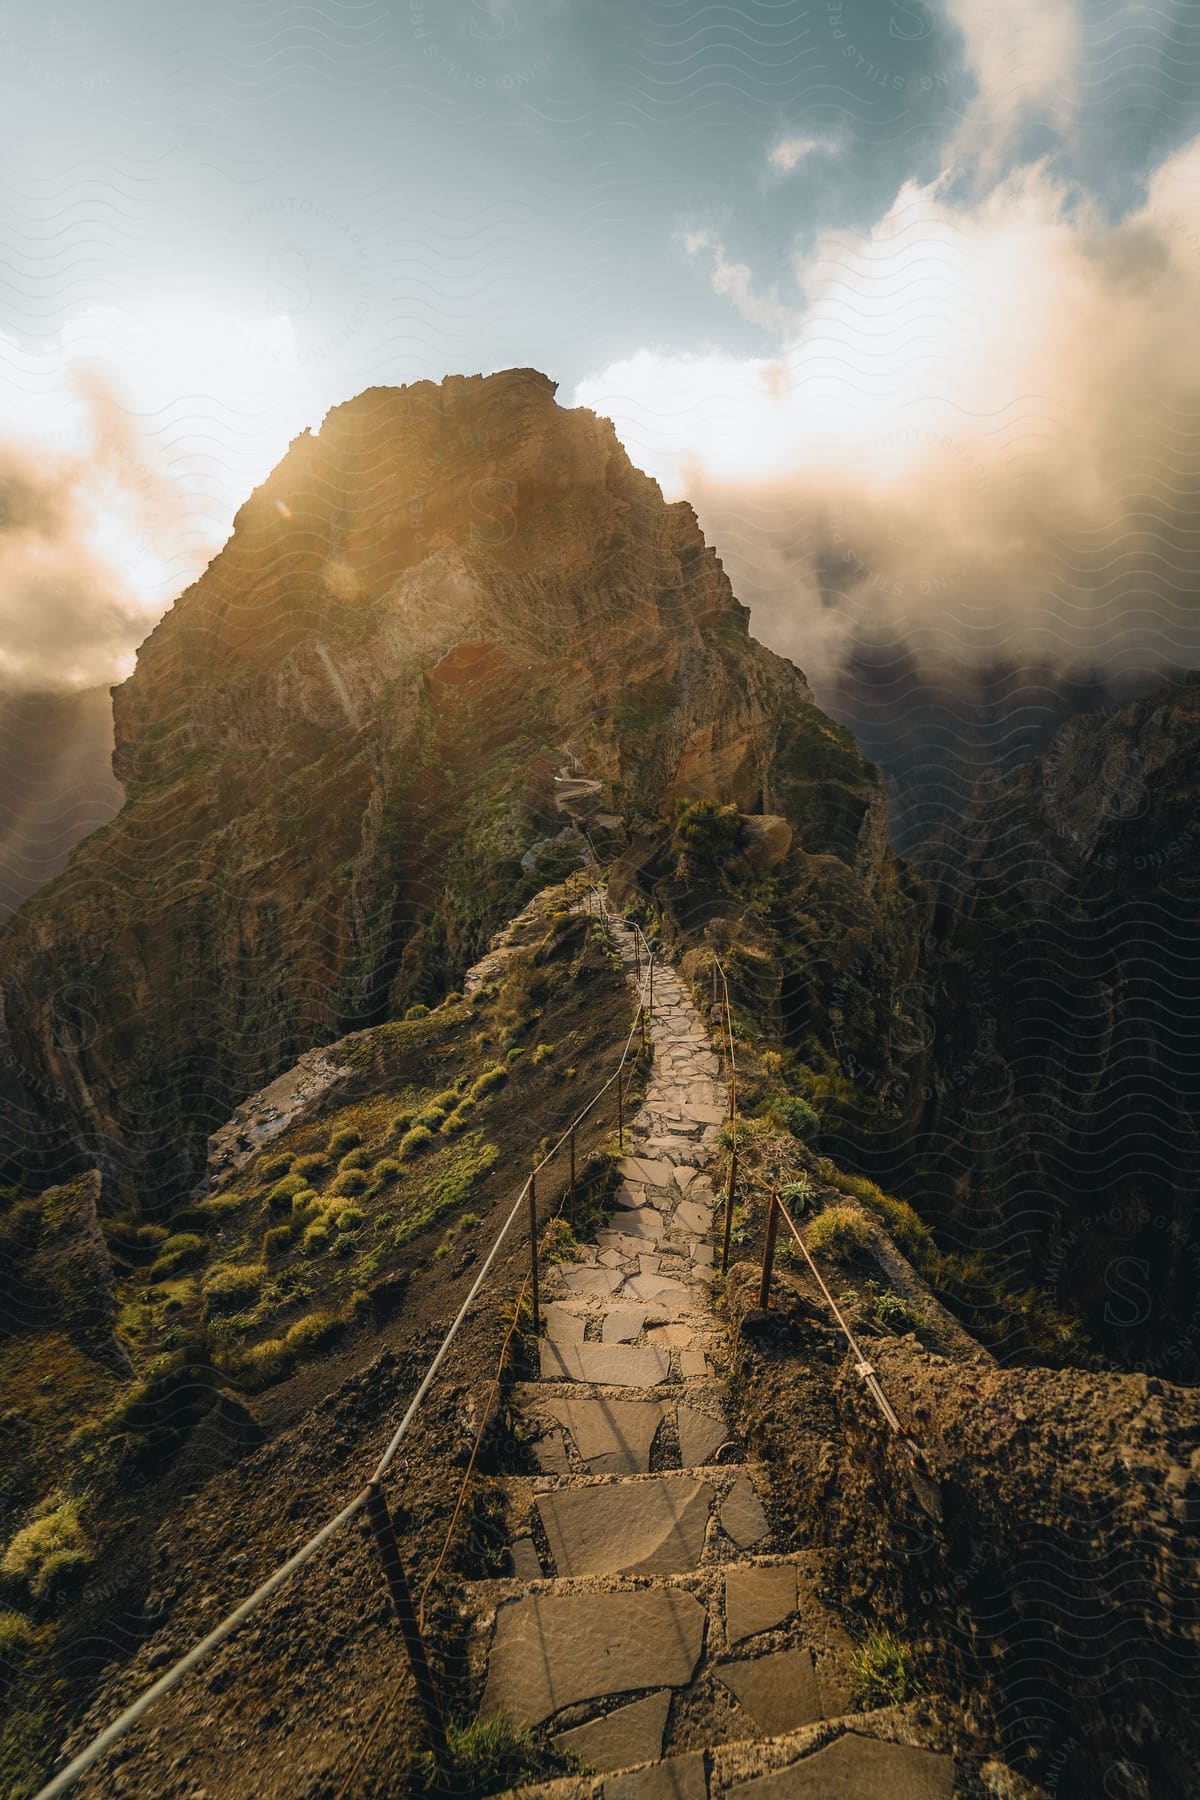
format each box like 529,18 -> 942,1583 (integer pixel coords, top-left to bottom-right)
0,370 -> 904,1211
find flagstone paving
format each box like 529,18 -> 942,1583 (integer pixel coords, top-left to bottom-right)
471,903 -> 957,1797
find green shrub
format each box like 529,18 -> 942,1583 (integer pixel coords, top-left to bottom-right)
850,1629 -> 921,1708
458,1212 -> 482,1231
806,1205 -> 872,1261
391,1112 -> 414,1136
470,1065 -> 508,1102
397,1125 -> 436,1160
283,1311 -> 340,1360
262,1221 -> 299,1259
0,1609 -> 34,1673
335,1205 -> 365,1232
194,1194 -> 242,1224
2,1500 -> 93,1599
505,1045 -> 525,1064
259,1154 -> 292,1181
291,1153 -> 327,1179
303,1219 -> 333,1254
134,1223 -> 168,1247
540,1217 -> 578,1263
203,1264 -> 265,1316
327,1127 -> 361,1156
530,1042 -> 555,1066
404,1003 -> 430,1020
374,1158 -> 401,1182
872,1289 -> 929,1336
147,1234 -> 205,1280
331,1168 -> 369,1197
415,1709 -> 579,1795
441,1103 -> 474,1135
338,1147 -> 370,1171
762,1094 -> 820,1142
266,1173 -> 308,1209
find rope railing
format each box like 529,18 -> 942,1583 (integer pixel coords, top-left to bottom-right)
35,875 -> 653,1799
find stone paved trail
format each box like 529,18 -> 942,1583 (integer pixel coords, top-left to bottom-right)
466,910 -> 958,1797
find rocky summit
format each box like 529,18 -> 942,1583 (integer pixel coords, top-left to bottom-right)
0,370 -> 891,1210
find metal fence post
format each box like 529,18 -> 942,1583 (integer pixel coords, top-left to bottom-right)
616,1067 -> 624,1148
640,1005 -> 647,1057
648,957 -> 654,1016
365,1482 -> 448,1763
721,1145 -> 737,1273
528,1175 -> 540,1337
568,1127 -> 576,1222
759,1189 -> 780,1310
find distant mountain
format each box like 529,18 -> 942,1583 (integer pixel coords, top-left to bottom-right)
0,684 -> 122,921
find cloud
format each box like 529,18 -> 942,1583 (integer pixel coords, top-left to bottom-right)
0,308 -> 302,694
577,138 -> 1200,690
940,0 -> 1081,175
769,135 -> 838,173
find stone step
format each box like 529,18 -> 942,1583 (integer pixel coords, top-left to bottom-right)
500,1717 -> 957,1798
497,1465 -> 772,1581
513,1385 -> 735,1476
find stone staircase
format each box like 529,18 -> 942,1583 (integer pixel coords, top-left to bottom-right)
464,913 -> 958,1797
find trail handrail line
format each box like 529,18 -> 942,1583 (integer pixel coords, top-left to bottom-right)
35,876 -> 651,1800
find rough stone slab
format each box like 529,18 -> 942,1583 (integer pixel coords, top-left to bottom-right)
623,1273 -> 688,1305
613,1208 -> 666,1240
692,1244 -> 714,1266
561,1266 -> 624,1298
620,1158 -> 675,1188
544,1304 -> 586,1345
534,1396 -> 666,1474
719,1475 -> 770,1547
679,1350 -> 710,1377
537,1475 -> 714,1577
534,1431 -> 571,1474
677,1404 -> 730,1468
601,1305 -> 654,1344
481,1588 -> 705,1726
716,1648 -> 822,1735
507,1536 -> 542,1580
724,1564 -> 798,1646
676,1199 -> 714,1236
615,1183 -> 648,1209
539,1341 -> 671,1388
599,1248 -> 631,1270
729,1734 -> 956,1799
673,1165 -> 700,1194
606,1751 -> 708,1800
552,1690 -> 671,1775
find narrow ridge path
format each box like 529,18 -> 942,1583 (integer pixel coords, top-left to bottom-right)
465,912 -> 958,1798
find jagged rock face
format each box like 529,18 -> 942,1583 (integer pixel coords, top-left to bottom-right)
0,369 -> 890,1208
905,675 -> 1200,1373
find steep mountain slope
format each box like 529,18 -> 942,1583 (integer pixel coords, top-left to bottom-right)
890,674 -> 1200,1372
0,370 -> 904,1212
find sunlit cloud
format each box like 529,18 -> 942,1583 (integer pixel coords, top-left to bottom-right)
578,136 -> 1200,684
768,135 -> 838,173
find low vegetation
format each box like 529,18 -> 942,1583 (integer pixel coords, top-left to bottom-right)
806,1204 -> 872,1261
850,1628 -> 922,1708
414,1711 -> 580,1796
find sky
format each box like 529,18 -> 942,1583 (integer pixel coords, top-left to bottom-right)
2,0 -> 1200,694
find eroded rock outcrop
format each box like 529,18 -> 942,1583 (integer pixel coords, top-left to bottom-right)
0,370 -> 899,1209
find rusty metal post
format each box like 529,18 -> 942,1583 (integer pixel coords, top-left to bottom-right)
721,1145 -> 737,1272
528,1174 -> 540,1337
635,933 -> 641,980
616,1067 -> 624,1148
648,957 -> 654,1016
365,1482 -> 448,1762
568,1127 -> 576,1223
640,1004 -> 647,1057
759,1189 -> 780,1310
